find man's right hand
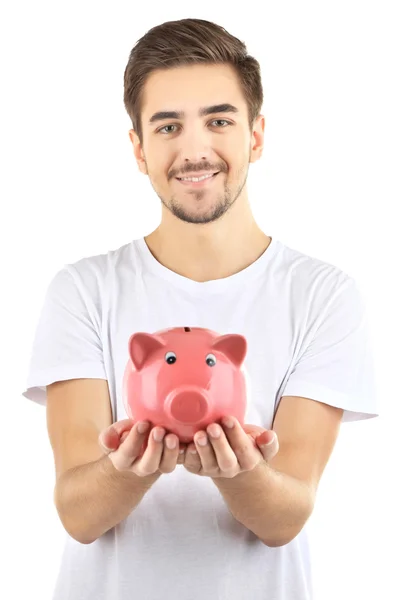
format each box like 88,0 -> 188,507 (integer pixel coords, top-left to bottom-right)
98,419 -> 187,477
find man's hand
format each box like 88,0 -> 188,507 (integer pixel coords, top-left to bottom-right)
183,416 -> 279,478
99,416 -> 278,479
98,419 -> 188,476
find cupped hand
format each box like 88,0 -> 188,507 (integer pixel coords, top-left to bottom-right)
98,417 -> 277,480
183,417 -> 279,478
98,419 -> 187,478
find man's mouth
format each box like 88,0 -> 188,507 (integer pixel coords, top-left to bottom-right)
176,172 -> 220,186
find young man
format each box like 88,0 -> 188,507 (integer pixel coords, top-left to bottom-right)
22,18 -> 379,600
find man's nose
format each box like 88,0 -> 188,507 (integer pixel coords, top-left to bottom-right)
178,124 -> 212,163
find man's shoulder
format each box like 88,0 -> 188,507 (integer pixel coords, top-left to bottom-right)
276,240 -> 354,305
66,239 -> 137,279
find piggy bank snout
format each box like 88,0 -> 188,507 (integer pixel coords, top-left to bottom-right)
166,387 -> 209,424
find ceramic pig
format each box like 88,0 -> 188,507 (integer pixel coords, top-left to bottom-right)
122,326 -> 248,443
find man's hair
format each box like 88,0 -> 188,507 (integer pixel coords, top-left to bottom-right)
123,18 -> 264,144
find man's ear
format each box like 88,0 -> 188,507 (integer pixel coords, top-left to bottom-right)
129,129 -> 148,175
249,114 -> 265,164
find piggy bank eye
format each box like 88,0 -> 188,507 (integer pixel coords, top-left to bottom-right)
206,353 -> 217,367
165,351 -> 177,364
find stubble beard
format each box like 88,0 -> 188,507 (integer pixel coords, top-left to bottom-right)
159,166 -> 249,225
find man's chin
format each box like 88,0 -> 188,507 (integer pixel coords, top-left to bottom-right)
170,204 -> 228,225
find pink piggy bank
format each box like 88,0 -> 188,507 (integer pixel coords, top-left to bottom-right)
122,326 -> 248,443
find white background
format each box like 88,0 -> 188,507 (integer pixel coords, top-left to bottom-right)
1,1 -> 398,599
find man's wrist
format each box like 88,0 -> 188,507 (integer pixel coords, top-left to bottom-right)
101,454 -> 161,489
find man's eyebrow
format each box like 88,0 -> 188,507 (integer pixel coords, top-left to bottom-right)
148,103 -> 239,124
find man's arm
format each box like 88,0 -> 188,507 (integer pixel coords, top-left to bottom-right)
213,396 -> 344,546
55,454 -> 160,544
47,379 -> 160,544
214,461 -> 314,546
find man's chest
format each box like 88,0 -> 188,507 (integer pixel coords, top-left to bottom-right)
103,283 -> 298,428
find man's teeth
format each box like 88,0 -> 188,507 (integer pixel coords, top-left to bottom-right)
179,173 -> 215,182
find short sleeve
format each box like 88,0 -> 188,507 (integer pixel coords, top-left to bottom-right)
281,277 -> 379,422
22,266 -> 107,406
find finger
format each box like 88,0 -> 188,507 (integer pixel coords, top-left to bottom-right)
132,426 -> 167,476
121,431 -> 130,444
256,431 -> 279,459
243,424 -> 268,436
184,442 -> 202,473
99,419 -> 135,452
109,421 -> 151,470
255,430 -> 270,445
194,430 -> 224,475
113,422 -> 137,446
108,419 -> 135,436
99,427 -> 121,453
159,433 -> 182,472
176,444 -> 186,464
206,425 -> 238,472
220,417 -> 257,471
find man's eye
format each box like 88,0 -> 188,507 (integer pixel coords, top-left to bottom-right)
158,124 -> 178,134
158,120 -> 231,134
211,119 -> 230,127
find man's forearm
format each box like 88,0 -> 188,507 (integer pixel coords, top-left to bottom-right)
54,455 -> 161,544
213,461 -> 314,547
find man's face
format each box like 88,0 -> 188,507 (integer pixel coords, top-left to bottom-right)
129,63 -> 264,224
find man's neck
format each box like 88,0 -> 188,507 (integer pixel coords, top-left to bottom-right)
144,222 -> 271,283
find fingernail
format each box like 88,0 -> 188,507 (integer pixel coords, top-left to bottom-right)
166,437 -> 177,450
99,436 -> 113,452
153,428 -> 165,442
138,422 -> 150,434
223,417 -> 234,429
262,433 -> 275,446
196,436 -> 208,446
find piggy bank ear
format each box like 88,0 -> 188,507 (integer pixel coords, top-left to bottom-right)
129,333 -> 166,371
211,334 -> 247,367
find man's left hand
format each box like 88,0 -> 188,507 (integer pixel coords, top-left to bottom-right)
183,416 -> 279,478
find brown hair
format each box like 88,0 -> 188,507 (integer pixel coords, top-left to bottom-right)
123,18 -> 264,144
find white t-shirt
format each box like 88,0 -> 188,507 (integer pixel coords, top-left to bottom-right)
22,236 -> 379,600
